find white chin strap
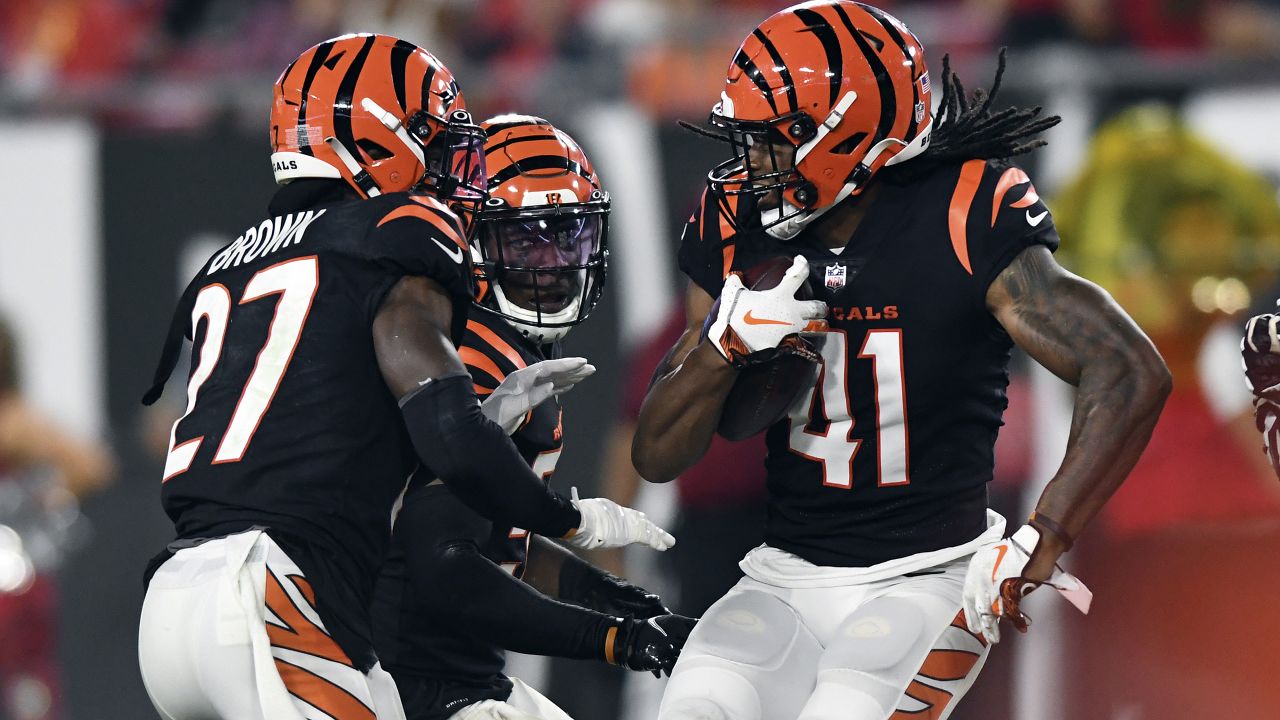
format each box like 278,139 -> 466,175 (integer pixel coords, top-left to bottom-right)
491,283 -> 581,344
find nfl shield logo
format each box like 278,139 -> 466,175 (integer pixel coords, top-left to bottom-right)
824,264 -> 847,290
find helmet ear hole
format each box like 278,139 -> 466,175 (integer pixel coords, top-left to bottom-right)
357,139 -> 394,161
831,132 -> 869,155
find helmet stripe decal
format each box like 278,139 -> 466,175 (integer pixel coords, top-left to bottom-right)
859,4 -> 921,140
732,49 -> 779,116
793,8 -> 843,108
752,29 -> 797,113
832,4 -> 896,145
419,62 -> 437,114
389,39 -> 416,113
483,131 -> 557,159
296,39 -> 337,157
332,35 -> 377,164
488,155 -> 585,187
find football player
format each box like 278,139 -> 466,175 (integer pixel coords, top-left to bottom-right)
137,36 -> 672,720
631,4 -> 1171,719
1243,310 -> 1280,478
372,114 -> 695,720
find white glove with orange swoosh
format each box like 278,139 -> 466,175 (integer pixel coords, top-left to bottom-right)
706,255 -> 828,367
961,525 -> 1093,644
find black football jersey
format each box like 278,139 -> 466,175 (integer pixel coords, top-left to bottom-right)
679,160 -> 1060,567
146,179 -> 473,666
371,310 -> 563,715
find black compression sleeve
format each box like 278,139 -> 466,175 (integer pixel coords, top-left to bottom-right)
401,487 -> 616,660
399,373 -> 580,537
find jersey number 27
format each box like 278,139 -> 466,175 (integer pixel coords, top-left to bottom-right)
163,256 -> 319,481
787,329 -> 909,489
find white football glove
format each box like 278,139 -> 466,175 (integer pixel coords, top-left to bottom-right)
563,488 -> 675,552
962,525 -> 1093,644
706,255 -> 828,366
480,357 -> 595,435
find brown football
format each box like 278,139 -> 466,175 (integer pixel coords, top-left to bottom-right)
713,256 -> 822,441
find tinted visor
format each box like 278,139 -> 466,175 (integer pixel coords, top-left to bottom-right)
483,213 -> 604,314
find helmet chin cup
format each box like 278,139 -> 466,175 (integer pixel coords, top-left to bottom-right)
489,282 -> 580,344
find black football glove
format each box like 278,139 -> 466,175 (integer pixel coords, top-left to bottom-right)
609,614 -> 698,677
1243,312 -> 1280,400
577,570 -> 670,619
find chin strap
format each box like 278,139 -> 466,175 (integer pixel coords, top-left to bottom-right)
324,136 -> 381,198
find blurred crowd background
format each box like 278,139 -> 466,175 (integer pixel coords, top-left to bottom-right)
3,1 -> 1280,718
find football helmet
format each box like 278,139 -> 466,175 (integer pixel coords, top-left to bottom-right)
270,33 -> 486,207
707,1 -> 932,239
471,115 -> 609,344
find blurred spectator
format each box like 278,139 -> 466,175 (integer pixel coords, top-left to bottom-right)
1051,104 -> 1280,718
0,315 -> 115,720
995,0 -> 1280,54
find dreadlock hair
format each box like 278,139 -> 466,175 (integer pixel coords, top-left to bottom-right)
918,48 -> 1060,165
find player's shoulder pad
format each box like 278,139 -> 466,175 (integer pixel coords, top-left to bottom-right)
679,185 -> 741,297
460,315 -> 530,394
372,193 -> 468,255
943,159 -> 1056,279
339,192 -> 475,300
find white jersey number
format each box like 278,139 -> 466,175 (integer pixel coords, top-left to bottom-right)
163,256 -> 319,481
786,329 -> 909,489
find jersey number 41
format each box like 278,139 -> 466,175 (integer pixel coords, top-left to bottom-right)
787,329 -> 909,489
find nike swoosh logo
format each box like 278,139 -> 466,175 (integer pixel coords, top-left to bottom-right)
1026,210 -> 1048,227
991,544 -> 1009,581
743,310 -> 790,326
432,237 -> 465,264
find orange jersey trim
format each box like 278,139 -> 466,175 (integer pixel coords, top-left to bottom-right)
990,166 -> 1037,227
376,203 -> 467,251
460,346 -> 505,385
467,320 -> 527,371
947,159 -> 985,276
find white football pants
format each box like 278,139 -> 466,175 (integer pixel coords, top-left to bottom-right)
658,557 -> 988,720
138,529 -> 406,720
446,678 -> 573,720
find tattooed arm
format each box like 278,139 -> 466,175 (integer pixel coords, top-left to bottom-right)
987,245 -> 1171,581
632,284 -> 738,483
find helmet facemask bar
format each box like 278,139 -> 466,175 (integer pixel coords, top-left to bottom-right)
706,107 -> 818,235
410,109 -> 489,215
474,199 -> 609,341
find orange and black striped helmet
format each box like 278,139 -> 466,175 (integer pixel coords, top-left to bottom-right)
707,1 -> 932,239
270,33 -> 486,205
471,115 -> 609,344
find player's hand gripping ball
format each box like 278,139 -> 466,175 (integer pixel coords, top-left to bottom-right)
705,255 -> 827,440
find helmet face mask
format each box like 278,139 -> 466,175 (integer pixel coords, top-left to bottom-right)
471,115 -> 610,344
478,203 -> 608,336
707,111 -> 814,233
411,108 -> 488,213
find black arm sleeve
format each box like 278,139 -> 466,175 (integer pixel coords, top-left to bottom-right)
399,372 -> 580,537
401,486 -> 617,660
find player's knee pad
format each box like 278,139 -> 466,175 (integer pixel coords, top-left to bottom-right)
660,665 -> 762,720
821,596 -> 927,673
799,598 -> 931,716
691,589 -> 802,670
